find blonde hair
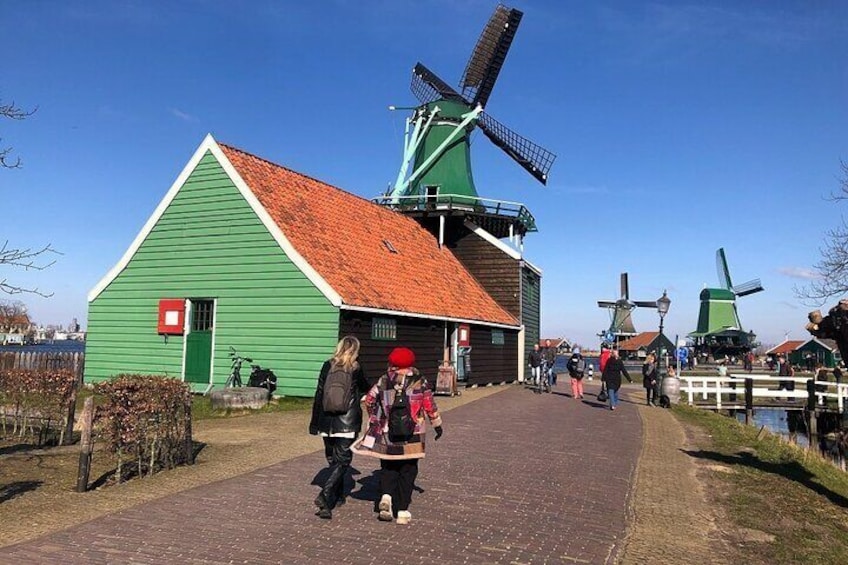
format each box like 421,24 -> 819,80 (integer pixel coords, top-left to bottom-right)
332,335 -> 360,371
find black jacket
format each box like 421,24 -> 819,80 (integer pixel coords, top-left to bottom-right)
309,360 -> 369,436
528,350 -> 543,368
602,357 -> 632,391
641,362 -> 657,389
566,353 -> 584,378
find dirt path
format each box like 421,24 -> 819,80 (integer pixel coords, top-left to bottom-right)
618,388 -> 735,564
0,384 -> 504,548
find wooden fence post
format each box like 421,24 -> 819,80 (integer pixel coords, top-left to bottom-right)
806,379 -> 818,448
76,397 -> 95,493
62,386 -> 77,446
745,378 -> 753,425
183,396 -> 194,465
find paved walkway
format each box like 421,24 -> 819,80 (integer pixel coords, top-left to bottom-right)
0,384 -> 642,564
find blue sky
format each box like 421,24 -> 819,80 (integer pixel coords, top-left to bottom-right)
2,0 -> 847,347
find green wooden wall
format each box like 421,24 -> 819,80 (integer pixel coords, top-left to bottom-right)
85,151 -> 339,397
521,265 -> 541,361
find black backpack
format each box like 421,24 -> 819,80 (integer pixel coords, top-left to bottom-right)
388,380 -> 415,442
322,363 -> 353,414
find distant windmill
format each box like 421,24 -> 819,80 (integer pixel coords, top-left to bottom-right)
597,273 -> 657,343
690,247 -> 764,357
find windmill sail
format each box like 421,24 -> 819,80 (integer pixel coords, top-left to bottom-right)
411,63 -> 466,105
460,4 -> 523,108
478,113 -> 556,184
716,248 -> 733,290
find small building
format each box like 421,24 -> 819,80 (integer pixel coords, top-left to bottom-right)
539,337 -> 571,355
794,338 -> 840,369
616,332 -> 675,361
86,136 -> 525,396
765,340 -> 805,366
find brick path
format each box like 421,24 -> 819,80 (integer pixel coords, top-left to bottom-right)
0,384 -> 642,564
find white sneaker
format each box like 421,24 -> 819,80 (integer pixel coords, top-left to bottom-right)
396,510 -> 411,525
378,494 -> 393,522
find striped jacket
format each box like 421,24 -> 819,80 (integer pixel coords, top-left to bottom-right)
351,367 -> 442,460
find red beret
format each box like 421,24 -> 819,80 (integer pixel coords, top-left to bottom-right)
388,347 -> 416,369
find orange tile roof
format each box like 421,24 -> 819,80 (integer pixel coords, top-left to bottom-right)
220,144 -> 519,327
616,332 -> 660,351
539,338 -> 569,348
766,340 -> 804,354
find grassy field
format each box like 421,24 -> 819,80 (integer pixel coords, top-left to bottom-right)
674,403 -> 848,564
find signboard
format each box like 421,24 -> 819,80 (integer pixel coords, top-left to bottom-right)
435,363 -> 458,396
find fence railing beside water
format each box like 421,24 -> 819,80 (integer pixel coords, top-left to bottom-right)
680,374 -> 848,412
0,351 -> 86,385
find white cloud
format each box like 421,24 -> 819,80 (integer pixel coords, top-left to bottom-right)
777,267 -> 822,280
169,108 -> 197,122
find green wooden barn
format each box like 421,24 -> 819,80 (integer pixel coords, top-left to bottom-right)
85,136 -> 534,396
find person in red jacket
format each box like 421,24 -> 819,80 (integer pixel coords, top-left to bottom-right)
599,343 -> 612,373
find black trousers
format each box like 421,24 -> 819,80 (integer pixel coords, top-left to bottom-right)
645,386 -> 657,404
321,436 -> 354,508
380,459 -> 419,515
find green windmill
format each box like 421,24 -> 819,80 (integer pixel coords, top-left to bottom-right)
382,3 -> 555,241
690,248 -> 764,358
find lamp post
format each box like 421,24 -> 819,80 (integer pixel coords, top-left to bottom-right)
656,290 -> 671,377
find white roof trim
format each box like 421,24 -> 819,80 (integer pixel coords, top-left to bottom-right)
463,220 -> 543,275
88,134 -> 343,307
339,304 -> 521,330
805,337 -> 835,351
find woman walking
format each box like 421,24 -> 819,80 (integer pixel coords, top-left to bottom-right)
642,353 -> 658,406
601,349 -> 632,411
353,347 -> 443,525
309,335 -> 369,519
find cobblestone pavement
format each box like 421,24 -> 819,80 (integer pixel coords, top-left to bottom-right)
618,390 -> 733,565
0,383 -> 641,564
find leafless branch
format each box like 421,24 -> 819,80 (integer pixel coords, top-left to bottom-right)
0,241 -> 60,297
1,99 -> 36,169
798,161 -> 848,303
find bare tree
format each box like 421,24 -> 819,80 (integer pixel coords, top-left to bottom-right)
797,161 -> 848,303
1,99 -> 57,296
1,98 -> 35,168
0,241 -> 58,296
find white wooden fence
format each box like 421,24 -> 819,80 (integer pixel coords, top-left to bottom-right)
680,374 -> 848,412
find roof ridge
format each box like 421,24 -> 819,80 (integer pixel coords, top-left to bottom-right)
218,141 -> 379,207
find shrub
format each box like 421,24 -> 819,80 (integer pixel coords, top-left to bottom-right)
0,369 -> 77,445
95,374 -> 193,482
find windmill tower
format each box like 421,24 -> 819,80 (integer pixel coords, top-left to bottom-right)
597,273 -> 657,344
690,247 -> 764,358
377,3 -> 555,374
381,3 -> 555,245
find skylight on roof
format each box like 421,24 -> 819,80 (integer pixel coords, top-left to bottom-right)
383,240 -> 398,254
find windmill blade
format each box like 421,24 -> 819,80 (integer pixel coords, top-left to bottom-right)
411,63 -> 468,106
633,300 -> 658,308
620,273 -> 629,300
733,278 -> 764,297
597,300 -> 617,308
716,248 -> 733,290
478,112 -> 556,184
460,4 -> 523,108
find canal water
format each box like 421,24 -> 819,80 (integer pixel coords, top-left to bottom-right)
735,409 -> 809,448
0,340 -> 85,353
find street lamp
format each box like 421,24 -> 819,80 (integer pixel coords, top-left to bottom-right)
657,290 -> 671,376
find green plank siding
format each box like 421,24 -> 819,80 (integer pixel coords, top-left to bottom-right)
86,152 -> 339,397
521,265 -> 541,359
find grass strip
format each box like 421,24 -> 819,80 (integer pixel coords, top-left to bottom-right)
673,403 -> 848,564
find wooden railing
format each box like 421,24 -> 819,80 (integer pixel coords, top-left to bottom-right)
681,374 -> 848,413
0,351 -> 86,385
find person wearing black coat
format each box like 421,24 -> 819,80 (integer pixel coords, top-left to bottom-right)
601,349 -> 632,411
309,335 -> 369,519
642,353 -> 658,406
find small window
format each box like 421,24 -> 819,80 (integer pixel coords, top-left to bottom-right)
425,185 -> 439,202
383,240 -> 398,254
191,300 -> 214,332
492,329 -> 505,345
372,317 -> 397,341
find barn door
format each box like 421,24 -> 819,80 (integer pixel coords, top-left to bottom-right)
184,299 -> 215,385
